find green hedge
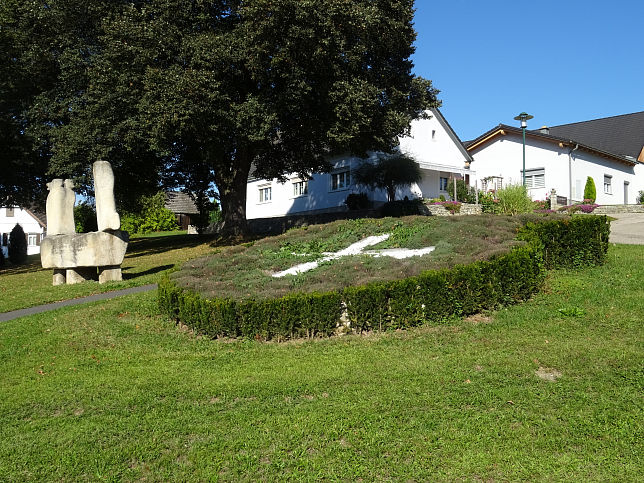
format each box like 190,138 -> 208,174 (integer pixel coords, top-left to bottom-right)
158,215 -> 610,340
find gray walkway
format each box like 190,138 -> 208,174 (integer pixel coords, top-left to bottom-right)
0,284 -> 157,323
609,213 -> 644,245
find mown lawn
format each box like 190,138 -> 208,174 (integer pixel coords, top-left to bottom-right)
0,244 -> 641,481
0,233 -> 224,313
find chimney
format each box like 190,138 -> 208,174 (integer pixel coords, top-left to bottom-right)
539,126 -> 550,134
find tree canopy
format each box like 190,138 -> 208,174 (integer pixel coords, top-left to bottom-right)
354,153 -> 422,201
2,0 -> 439,232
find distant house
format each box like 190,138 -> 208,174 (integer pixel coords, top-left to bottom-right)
246,108 -> 474,219
467,111 -> 644,204
1,206 -> 47,257
165,192 -> 199,230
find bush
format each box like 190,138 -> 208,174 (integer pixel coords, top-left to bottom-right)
159,216 -> 610,341
0,245 -> 4,267
637,190 -> 644,204
345,193 -> 370,210
379,199 -> 428,217
479,192 -> 500,214
495,184 -> 534,215
354,154 -> 422,201
8,224 -> 28,265
121,192 -> 179,234
447,179 -> 476,203
74,203 -> 98,233
584,177 -> 597,203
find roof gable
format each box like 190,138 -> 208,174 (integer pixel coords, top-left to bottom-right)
546,111 -> 644,161
165,192 -> 199,215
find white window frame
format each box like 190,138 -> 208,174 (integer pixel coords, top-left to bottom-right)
522,168 -> 545,189
604,175 -> 612,195
28,234 -> 37,246
258,184 -> 272,203
292,179 -> 308,198
330,170 -> 351,192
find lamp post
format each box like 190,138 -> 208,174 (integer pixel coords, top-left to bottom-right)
514,112 -> 533,185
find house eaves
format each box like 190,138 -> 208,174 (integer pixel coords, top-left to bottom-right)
466,124 -> 638,167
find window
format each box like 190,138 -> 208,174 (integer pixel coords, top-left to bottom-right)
331,170 -> 350,191
431,129 -> 436,140
439,177 -> 449,191
1,233 -> 7,246
6,207 -> 14,217
28,234 -> 37,246
523,168 -> 545,189
292,180 -> 308,197
604,175 -> 612,194
258,185 -> 272,203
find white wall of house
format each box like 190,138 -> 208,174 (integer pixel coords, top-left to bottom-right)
469,133 -> 642,204
0,207 -> 45,257
246,109 -> 474,219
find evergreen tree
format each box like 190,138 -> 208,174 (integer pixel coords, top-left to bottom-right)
8,223 -> 27,265
583,176 -> 596,202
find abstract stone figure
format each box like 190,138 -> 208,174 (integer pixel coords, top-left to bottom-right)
41,160 -> 128,285
46,179 -> 76,235
93,160 -> 120,231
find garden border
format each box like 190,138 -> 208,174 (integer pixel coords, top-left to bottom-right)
158,216 -> 610,341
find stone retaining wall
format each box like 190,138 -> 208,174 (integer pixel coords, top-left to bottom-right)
425,203 -> 483,216
593,205 -> 644,214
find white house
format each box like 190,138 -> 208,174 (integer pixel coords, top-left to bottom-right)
246,109 -> 474,219
466,111 -> 644,204
1,206 -> 47,258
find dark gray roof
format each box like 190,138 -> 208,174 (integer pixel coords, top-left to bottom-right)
546,111 -> 644,160
165,192 -> 199,215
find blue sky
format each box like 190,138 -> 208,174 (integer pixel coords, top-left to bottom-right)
411,0 -> 644,141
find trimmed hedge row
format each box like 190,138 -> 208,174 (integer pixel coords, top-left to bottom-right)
158,215 -> 611,340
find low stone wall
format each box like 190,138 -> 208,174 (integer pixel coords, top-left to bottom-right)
425,203 -> 483,216
593,204 -> 644,214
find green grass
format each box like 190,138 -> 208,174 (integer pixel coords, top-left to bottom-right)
0,244 -> 641,481
0,233 -> 224,313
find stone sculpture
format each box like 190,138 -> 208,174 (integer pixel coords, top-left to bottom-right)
45,179 -> 76,235
93,160 -> 121,231
41,161 -> 129,285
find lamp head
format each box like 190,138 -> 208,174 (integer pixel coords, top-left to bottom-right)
514,112 -> 534,128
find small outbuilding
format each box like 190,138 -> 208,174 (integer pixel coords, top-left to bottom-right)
164,192 -> 199,230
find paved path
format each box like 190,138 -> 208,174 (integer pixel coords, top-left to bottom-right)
0,284 -> 157,323
609,213 -> 644,245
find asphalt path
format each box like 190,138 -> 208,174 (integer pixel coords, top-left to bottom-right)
608,213 -> 644,245
0,284 -> 157,323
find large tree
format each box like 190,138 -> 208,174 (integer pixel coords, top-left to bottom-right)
4,0 -> 439,232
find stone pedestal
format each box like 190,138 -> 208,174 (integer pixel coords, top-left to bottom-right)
41,230 -> 129,285
99,266 -> 123,283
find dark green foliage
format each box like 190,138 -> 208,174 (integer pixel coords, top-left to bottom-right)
354,155 -> 423,201
447,179 -> 476,203
8,223 -> 27,264
379,199 -> 428,217
74,203 -> 98,233
0,245 -> 4,267
518,215 -> 610,269
637,190 -> 644,204
121,192 -> 178,234
345,193 -> 370,210
159,276 -> 342,341
584,177 -> 597,203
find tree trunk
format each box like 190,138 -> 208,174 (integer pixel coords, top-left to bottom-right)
215,150 -> 252,236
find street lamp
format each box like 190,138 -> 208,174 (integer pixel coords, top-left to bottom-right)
514,112 -> 533,185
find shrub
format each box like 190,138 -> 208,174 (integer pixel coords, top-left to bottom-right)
637,190 -> 644,204
74,203 -> 98,233
0,245 -> 4,267
447,179 -> 476,203
379,199 -> 428,217
583,177 -> 596,203
121,192 -> 179,234
345,193 -> 370,210
8,223 -> 27,265
495,184 -> 534,215
441,201 -> 461,214
479,192 -> 500,214
159,215 -> 610,341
